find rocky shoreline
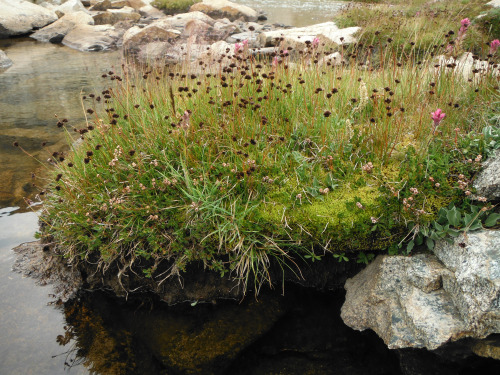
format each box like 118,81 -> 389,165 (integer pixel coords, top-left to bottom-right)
0,0 -> 359,67
4,0 -> 500,372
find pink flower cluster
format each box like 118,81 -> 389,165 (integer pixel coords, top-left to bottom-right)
431,109 -> 445,129
490,39 -> 500,55
234,39 -> 249,53
459,18 -> 471,37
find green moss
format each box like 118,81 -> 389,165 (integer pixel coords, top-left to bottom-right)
152,0 -> 200,14
256,176 -> 386,252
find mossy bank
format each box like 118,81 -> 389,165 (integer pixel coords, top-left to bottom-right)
28,0 -> 500,299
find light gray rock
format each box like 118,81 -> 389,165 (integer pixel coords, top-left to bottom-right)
487,0 -> 500,8
190,0 -> 258,22
317,52 -> 343,66
55,0 -> 86,14
92,6 -> 141,25
0,49 -> 13,69
259,22 -> 360,48
182,18 -> 234,44
442,52 -> 498,81
90,0 -> 145,10
473,149 -> 500,201
197,40 -> 235,63
136,41 -> 206,64
226,32 -> 258,47
154,11 -> 217,30
138,4 -> 165,19
0,0 -> 58,37
62,23 -> 121,51
123,24 -> 180,54
433,230 -> 500,332
31,11 -> 94,43
341,230 -> 500,350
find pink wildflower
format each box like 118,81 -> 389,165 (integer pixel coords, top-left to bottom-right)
490,39 -> 500,55
458,18 -> 471,39
461,18 -> 471,28
234,43 -> 242,53
242,39 -> 249,47
312,37 -> 320,47
272,56 -> 279,67
431,109 -> 446,128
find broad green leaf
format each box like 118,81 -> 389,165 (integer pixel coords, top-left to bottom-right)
484,213 -> 500,227
407,240 -> 415,252
426,237 -> 435,250
415,234 -> 424,246
433,222 -> 443,231
447,207 -> 462,227
468,221 -> 483,231
464,213 -> 474,226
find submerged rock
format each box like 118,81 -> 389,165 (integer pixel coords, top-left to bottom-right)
31,11 -> 94,43
341,230 -> 500,350
0,49 -> 13,69
472,334 -> 500,360
190,0 -> 259,22
0,0 -> 58,38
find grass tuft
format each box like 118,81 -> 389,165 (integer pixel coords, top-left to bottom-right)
35,7 -> 500,295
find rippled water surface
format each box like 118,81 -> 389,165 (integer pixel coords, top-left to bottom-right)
0,38 -> 121,375
234,0 -> 346,27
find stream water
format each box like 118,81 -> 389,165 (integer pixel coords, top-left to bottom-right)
0,2 -> 498,375
233,0 -> 346,27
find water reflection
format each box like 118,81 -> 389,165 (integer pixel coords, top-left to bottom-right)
0,39 -> 120,375
0,38 -> 121,210
0,211 -> 88,375
233,0 -> 346,27
57,288 -> 401,375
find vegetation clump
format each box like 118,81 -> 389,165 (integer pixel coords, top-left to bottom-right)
32,10 -> 500,295
152,0 -> 201,14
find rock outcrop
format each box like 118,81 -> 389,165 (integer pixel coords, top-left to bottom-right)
341,230 -> 500,350
123,24 -> 181,54
473,149 -> 500,201
92,6 -> 141,25
190,0 -> 258,22
55,0 -> 87,14
259,22 -> 360,47
0,49 -> 13,69
31,11 -> 94,43
62,23 -> 121,51
0,0 -> 58,38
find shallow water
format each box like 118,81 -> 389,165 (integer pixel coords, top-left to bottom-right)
0,39 -> 121,375
0,3 -> 352,371
0,4 -> 498,374
234,0 -> 346,27
0,38 -> 121,210
0,209 -> 84,375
